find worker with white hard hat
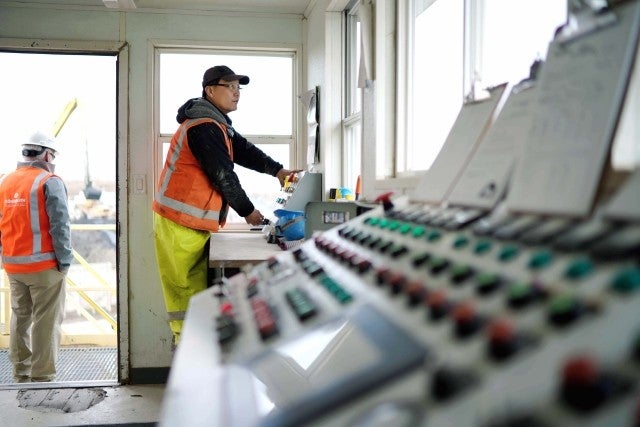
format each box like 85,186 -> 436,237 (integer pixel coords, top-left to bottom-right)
0,131 -> 73,383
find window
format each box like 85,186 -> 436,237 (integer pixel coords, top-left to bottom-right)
393,0 -> 568,180
0,51 -> 118,382
400,0 -> 464,175
475,0 -> 567,88
156,50 -> 297,223
343,2 -> 362,191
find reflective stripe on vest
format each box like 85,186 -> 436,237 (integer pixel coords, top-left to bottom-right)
153,117 -> 233,231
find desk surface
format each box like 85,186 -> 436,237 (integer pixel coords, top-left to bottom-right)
209,231 -> 283,268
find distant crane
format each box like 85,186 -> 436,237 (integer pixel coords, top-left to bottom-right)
52,98 -> 102,201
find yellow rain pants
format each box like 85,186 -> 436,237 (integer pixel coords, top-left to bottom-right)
153,212 -> 210,343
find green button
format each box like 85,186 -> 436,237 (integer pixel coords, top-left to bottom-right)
288,294 -> 304,304
451,264 -> 473,282
357,233 -> 373,245
611,267 -> 640,293
398,223 -> 413,234
321,277 -> 337,291
349,230 -> 363,241
364,217 -> 379,226
389,244 -> 408,257
498,245 -> 519,262
564,257 -> 594,280
528,250 -> 554,269
451,263 -> 467,274
378,218 -> 391,229
427,229 -> 442,242
548,294 -> 577,315
477,272 -> 498,287
430,256 -> 448,269
508,281 -> 530,299
412,226 -> 426,238
451,264 -> 470,276
474,239 -> 493,255
336,290 -> 353,304
388,220 -> 402,231
412,251 -> 431,267
452,235 -> 470,249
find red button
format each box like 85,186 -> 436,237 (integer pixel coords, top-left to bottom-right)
220,301 -> 234,315
487,318 -> 514,345
563,355 -> 598,386
452,301 -> 475,324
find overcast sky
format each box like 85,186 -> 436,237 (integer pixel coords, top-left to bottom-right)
0,52 -> 116,184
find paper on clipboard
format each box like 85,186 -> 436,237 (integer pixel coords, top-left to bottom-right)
411,84 -> 507,204
447,82 -> 538,210
506,1 -> 640,217
603,170 -> 640,222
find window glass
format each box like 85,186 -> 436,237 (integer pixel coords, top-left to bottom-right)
159,53 -> 293,135
480,0 -> 567,87
228,143 -> 290,223
157,51 -> 295,223
346,15 -> 362,116
399,0 -> 565,175
343,120 -> 361,191
342,3 -> 363,192
407,0 -> 464,173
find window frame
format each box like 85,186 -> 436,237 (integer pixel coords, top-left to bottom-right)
396,0 -> 468,179
151,42 -> 302,195
342,1 -> 363,192
0,36 -> 131,382
371,0 -> 567,197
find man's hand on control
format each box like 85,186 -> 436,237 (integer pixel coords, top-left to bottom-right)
276,168 -> 303,187
245,209 -> 265,226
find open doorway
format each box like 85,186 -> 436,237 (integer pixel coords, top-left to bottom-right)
0,52 -> 118,385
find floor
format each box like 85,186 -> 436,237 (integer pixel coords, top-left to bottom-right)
0,348 -> 117,384
0,383 -> 165,427
0,348 -> 164,426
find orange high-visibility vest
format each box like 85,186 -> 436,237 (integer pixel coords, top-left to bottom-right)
152,118 -> 234,232
0,167 -> 59,273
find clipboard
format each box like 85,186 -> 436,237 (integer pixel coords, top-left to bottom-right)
603,170 -> 640,222
411,83 -> 507,204
506,0 -> 640,217
447,81 -> 539,210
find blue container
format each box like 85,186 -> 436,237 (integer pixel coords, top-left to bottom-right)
274,209 -> 305,241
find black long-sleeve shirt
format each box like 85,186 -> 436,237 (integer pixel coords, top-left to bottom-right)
177,97 -> 283,217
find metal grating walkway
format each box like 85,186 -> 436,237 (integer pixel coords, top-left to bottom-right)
0,347 -> 117,384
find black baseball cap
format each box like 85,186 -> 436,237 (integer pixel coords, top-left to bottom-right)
202,65 -> 250,87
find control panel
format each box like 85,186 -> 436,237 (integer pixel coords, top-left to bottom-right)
274,171 -> 322,213
210,195 -> 640,427
161,2 -> 640,426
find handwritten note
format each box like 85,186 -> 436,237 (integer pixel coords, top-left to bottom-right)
411,84 -> 506,204
506,2 -> 640,216
448,83 -> 538,210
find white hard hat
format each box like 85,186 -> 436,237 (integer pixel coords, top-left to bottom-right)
27,131 -> 58,153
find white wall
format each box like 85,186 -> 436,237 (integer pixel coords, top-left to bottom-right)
304,0 -> 351,195
0,3 -> 304,377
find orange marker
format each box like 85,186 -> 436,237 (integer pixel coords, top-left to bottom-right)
355,175 -> 362,200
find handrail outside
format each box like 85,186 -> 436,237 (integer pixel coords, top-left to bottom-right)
0,223 -> 117,346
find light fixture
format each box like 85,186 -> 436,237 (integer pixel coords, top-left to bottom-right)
102,0 -> 137,9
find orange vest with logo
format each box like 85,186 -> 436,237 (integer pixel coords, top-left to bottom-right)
152,118 -> 234,232
0,167 -> 59,273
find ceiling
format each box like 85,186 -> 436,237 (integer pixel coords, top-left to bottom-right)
7,0 -> 316,15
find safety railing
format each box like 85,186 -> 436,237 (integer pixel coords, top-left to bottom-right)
0,223 -> 117,348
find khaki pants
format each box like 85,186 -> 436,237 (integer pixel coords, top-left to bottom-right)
8,268 -> 66,382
